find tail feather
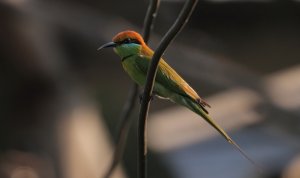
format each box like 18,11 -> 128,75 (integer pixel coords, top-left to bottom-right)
186,99 -> 262,172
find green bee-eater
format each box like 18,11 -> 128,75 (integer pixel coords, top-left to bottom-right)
98,30 -> 258,167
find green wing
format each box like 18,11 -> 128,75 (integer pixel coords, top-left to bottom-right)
134,55 -> 210,112
134,55 -> 210,110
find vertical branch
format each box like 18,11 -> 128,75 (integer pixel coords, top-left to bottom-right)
143,0 -> 160,43
103,0 -> 160,178
103,84 -> 138,178
137,0 -> 198,178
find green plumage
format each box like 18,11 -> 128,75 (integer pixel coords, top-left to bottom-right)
121,53 -> 232,142
98,30 -> 259,169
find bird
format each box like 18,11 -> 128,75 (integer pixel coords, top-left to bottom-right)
98,30 -> 259,168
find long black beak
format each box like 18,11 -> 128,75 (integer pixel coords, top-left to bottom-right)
97,42 -> 117,50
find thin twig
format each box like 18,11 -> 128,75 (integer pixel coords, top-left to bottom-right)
143,0 -> 160,43
137,0 -> 198,178
103,1 -> 160,178
103,84 -> 138,178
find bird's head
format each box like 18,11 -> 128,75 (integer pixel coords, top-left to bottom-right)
98,30 -> 147,59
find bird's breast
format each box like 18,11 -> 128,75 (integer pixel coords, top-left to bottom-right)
121,57 -> 146,86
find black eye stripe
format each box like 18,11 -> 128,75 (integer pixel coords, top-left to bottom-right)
119,38 -> 141,45
131,39 -> 141,44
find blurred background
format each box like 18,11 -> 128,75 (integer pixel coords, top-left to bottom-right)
1,0 -> 300,178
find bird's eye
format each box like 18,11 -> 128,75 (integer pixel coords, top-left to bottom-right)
120,38 -> 140,45
123,38 -> 131,44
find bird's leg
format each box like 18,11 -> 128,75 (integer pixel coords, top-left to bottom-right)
139,92 -> 155,104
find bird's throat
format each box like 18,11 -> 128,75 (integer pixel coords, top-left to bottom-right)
121,54 -> 134,62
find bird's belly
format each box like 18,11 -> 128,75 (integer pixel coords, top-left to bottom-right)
153,83 -> 172,99
122,60 -> 172,99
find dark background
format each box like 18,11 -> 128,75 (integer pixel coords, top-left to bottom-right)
1,0 -> 300,178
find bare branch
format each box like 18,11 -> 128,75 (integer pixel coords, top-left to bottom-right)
103,84 -> 138,178
143,0 -> 161,43
138,0 -> 199,178
103,1 -> 160,178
